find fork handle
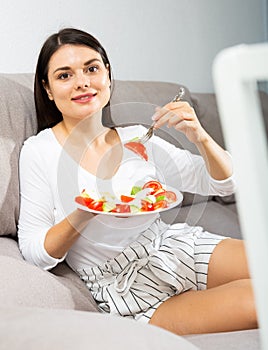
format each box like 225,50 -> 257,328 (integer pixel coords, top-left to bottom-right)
172,87 -> 185,102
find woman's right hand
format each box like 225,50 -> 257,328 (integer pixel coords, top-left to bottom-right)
152,100 -> 209,145
44,209 -> 95,259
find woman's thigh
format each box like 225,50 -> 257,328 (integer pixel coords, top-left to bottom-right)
149,238 -> 255,335
149,279 -> 257,335
207,238 -> 250,289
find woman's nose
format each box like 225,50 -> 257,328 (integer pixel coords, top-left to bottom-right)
75,72 -> 90,89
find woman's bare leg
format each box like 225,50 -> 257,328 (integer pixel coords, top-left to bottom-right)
149,239 -> 258,335
149,279 -> 257,335
207,238 -> 250,288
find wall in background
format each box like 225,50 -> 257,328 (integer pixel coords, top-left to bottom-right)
264,0 -> 268,39
259,0 -> 268,92
0,0 -> 266,92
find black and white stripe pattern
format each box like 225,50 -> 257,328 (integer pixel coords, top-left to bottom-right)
77,219 -> 226,323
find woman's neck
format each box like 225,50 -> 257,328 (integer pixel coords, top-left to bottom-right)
52,110 -> 122,178
54,110 -> 112,149
63,110 -> 107,139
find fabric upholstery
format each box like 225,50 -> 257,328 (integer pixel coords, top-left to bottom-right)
0,306 -> 260,349
161,200 -> 241,239
186,329 -> 260,350
0,237 -> 98,311
191,93 -> 225,148
0,75 -> 36,237
0,306 -> 198,350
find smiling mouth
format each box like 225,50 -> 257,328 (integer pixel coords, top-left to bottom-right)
72,93 -> 97,102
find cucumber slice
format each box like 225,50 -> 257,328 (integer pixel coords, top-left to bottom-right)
130,205 -> 140,213
131,186 -> 142,195
156,195 -> 166,202
103,202 -> 116,212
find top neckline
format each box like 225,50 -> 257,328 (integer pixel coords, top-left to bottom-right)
46,126 -> 127,180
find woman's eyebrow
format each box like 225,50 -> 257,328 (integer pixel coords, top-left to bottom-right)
53,58 -> 102,74
84,58 -> 102,66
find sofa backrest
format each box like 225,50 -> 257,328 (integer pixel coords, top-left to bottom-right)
0,74 -> 36,237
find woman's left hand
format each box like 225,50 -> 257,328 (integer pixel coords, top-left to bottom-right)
152,101 -> 208,145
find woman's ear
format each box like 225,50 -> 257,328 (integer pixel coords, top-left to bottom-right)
42,80 -> 54,100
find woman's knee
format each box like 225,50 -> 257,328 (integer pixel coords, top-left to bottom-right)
229,279 -> 258,329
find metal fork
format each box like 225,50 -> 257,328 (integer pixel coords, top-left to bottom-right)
138,87 -> 185,144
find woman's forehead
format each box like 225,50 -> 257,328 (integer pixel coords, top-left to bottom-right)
48,44 -> 102,70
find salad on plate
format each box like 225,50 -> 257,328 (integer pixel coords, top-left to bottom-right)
75,180 -> 182,216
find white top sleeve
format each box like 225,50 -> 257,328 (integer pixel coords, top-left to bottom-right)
18,140 -> 65,270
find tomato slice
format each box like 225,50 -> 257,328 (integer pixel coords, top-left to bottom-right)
142,180 -> 163,193
88,200 -> 104,211
75,195 -> 94,207
140,200 -> 154,211
120,195 -> 134,203
165,190 -> 177,203
75,196 -> 86,206
111,204 -> 131,213
153,189 -> 166,197
153,200 -> 168,210
124,141 -> 148,161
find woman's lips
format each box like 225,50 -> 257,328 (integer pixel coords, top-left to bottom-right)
71,93 -> 97,103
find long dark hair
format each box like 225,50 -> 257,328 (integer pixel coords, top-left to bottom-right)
34,28 -> 112,132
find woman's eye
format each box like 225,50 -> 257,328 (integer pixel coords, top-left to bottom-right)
58,73 -> 70,80
87,66 -> 98,73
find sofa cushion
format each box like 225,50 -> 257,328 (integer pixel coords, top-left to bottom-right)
259,90 -> 268,135
0,75 -> 37,237
161,200 -> 241,239
0,306 -> 198,350
185,329 -> 260,350
191,93 -> 225,148
0,237 -> 98,311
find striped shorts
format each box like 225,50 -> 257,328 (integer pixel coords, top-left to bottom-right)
76,218 -> 226,323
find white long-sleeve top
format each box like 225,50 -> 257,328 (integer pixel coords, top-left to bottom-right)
18,125 -> 236,271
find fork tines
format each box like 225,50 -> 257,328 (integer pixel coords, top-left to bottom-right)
140,126 -> 154,144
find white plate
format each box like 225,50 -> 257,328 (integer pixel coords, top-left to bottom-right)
76,186 -> 183,217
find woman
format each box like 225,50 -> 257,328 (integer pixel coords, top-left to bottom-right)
18,28 -> 257,335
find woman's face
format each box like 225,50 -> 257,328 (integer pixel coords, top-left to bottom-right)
45,44 -> 110,122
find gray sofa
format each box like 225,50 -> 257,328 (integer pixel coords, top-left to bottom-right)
0,73 -> 265,349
